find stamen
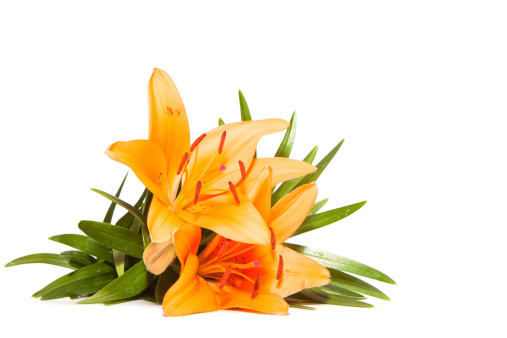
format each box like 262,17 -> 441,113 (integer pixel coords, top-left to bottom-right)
277,255 -> 283,280
238,160 -> 246,180
218,131 -> 227,154
251,273 -> 260,300
219,264 -> 232,289
176,152 -> 188,175
269,227 -> 276,249
219,164 -> 226,171
253,260 -> 260,268
194,181 -> 201,204
190,133 -> 206,152
217,239 -> 231,258
229,181 -> 240,204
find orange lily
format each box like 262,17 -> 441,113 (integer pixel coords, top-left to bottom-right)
162,166 -> 330,316
105,68 -> 317,248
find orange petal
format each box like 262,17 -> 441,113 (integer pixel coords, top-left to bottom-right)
239,157 -> 317,193
176,194 -> 270,245
147,197 -> 186,243
105,140 -> 171,206
143,241 -> 176,275
162,253 -> 220,316
178,119 -> 289,205
172,223 -> 201,269
247,165 -> 273,222
245,244 -> 330,298
218,289 -> 288,314
148,68 -> 190,202
269,183 -> 318,243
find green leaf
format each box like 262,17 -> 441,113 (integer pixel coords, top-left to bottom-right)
271,145 -> 319,206
288,304 -> 316,310
90,188 -> 147,227
5,253 -> 75,270
141,191 -> 153,248
299,289 -> 373,308
294,139 -> 344,190
291,201 -> 367,237
218,118 -> 225,126
308,198 -> 329,216
238,90 -> 252,121
78,261 -> 156,304
155,268 -> 179,304
33,262 -> 116,300
329,268 -> 390,301
284,243 -> 396,284
274,112 -> 297,158
103,173 -> 128,224
49,234 -> 114,263
78,221 -> 144,259
312,284 -> 366,299
60,251 -> 96,268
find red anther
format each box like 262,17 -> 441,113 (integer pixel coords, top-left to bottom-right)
190,133 -> 206,152
176,152 -> 188,175
229,181 -> 240,204
217,239 -> 231,258
276,255 -> 283,280
251,273 -> 260,300
219,264 -> 232,289
238,160 -> 246,180
218,131 -> 227,154
269,227 -> 276,249
194,181 -> 201,204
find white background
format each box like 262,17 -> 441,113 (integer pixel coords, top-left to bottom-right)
1,1 -> 506,337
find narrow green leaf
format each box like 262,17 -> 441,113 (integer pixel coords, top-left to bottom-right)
78,261 -> 156,304
5,253 -> 75,270
329,268 -> 390,301
103,173 -> 128,224
78,221 -> 144,259
90,188 -> 147,227
288,304 -> 316,310
291,201 -> 367,237
141,191 -> 153,248
60,251 -> 96,268
271,145 -> 319,206
49,234 -> 114,263
274,112 -> 297,158
308,198 -> 329,216
33,262 -> 116,300
299,289 -> 373,308
294,139 -> 344,190
238,90 -> 252,121
218,118 -> 225,126
284,243 -> 395,284
312,284 -> 366,299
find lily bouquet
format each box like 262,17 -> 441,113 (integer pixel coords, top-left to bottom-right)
6,69 -> 394,316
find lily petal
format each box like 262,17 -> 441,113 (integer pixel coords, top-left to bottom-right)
179,119 -> 289,204
218,289 -> 288,315
239,157 -> 317,194
245,244 -> 330,298
172,223 -> 201,268
162,253 -> 220,316
248,165 -> 273,223
269,183 -> 318,243
105,140 -> 171,206
148,197 -> 186,243
148,68 -> 190,202
177,194 -> 270,245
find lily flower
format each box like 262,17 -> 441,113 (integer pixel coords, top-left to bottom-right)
162,166 -> 330,316
105,68 -> 316,248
